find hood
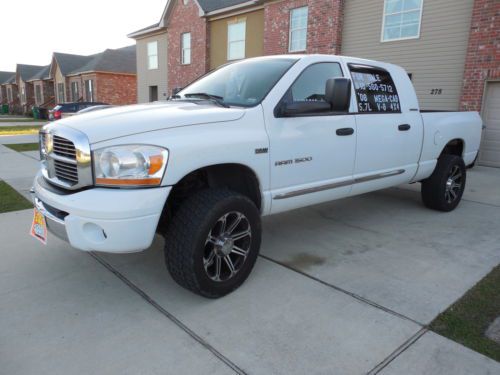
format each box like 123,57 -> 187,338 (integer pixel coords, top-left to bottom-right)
56,101 -> 246,143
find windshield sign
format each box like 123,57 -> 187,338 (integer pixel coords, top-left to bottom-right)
178,58 -> 297,107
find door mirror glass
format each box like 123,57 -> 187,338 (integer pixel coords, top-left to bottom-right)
325,78 -> 352,113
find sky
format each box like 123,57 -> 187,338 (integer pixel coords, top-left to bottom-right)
0,0 -> 166,71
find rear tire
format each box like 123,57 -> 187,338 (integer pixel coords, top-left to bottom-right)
421,154 -> 466,212
164,189 -> 261,298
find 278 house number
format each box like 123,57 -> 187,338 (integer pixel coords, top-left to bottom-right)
430,88 -> 443,95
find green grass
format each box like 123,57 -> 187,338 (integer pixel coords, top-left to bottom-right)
0,118 -> 38,123
0,181 -> 33,213
0,125 -> 42,136
430,265 -> 500,362
4,143 -> 39,152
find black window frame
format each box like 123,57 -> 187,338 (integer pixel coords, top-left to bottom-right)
348,63 -> 402,114
274,61 -> 347,118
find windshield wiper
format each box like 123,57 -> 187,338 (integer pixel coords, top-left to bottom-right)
184,93 -> 230,108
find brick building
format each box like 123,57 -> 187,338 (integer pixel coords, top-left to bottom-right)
16,64 -> 47,114
130,0 -> 498,165
1,75 -> 19,113
27,65 -> 55,109
0,71 -> 15,106
50,46 -> 137,106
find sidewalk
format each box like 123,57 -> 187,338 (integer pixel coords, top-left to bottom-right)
0,141 -> 499,374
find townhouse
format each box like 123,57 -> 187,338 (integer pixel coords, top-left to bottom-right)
0,71 -> 15,107
50,46 -> 137,106
26,65 -> 54,108
1,74 -> 19,112
130,0 -> 499,166
16,64 -> 47,113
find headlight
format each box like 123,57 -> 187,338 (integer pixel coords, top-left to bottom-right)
93,145 -> 169,187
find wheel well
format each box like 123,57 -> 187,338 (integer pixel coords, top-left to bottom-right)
160,164 -> 262,225
440,139 -> 464,158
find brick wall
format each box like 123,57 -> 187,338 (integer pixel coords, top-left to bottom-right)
95,72 -> 137,105
460,0 -> 500,111
263,0 -> 343,55
0,86 -> 6,104
166,0 -> 209,94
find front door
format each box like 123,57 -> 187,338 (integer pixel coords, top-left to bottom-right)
265,62 -> 357,213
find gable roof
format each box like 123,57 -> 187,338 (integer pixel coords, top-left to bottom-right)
17,64 -> 46,82
27,65 -> 51,81
0,71 -> 15,85
198,0 -> 255,13
52,52 -> 96,76
69,46 -> 136,75
129,0 -> 257,38
52,45 -> 136,77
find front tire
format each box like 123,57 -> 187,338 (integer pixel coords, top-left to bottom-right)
421,154 -> 466,212
164,189 -> 261,298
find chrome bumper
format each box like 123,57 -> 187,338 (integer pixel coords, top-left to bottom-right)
31,189 -> 69,242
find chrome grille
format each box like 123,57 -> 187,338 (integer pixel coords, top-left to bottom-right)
53,135 -> 77,159
54,159 -> 78,184
40,126 -> 92,191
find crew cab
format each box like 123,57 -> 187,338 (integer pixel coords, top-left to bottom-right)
32,55 -> 482,298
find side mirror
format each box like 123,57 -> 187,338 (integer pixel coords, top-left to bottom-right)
276,101 -> 331,117
171,87 -> 183,96
325,78 -> 351,112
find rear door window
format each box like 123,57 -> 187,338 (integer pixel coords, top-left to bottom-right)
349,65 -> 401,113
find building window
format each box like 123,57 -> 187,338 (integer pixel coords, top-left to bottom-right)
21,86 -> 26,103
289,6 -> 308,52
149,86 -> 158,102
71,81 -> 79,102
57,83 -> 65,103
7,87 -> 12,102
84,79 -> 94,102
35,85 -> 42,104
181,33 -> 191,65
382,0 -> 423,42
147,41 -> 158,70
227,19 -> 246,61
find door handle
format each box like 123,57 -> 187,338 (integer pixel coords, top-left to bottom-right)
336,127 -> 354,136
398,124 -> 411,131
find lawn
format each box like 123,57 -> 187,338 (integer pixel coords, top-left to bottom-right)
0,181 -> 33,213
4,143 -> 39,152
0,125 -> 42,136
430,265 -> 500,362
0,118 -> 38,123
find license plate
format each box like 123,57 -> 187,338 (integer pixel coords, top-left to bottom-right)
30,207 -> 47,245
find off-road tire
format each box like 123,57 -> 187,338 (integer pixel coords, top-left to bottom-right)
421,154 -> 466,212
164,188 -> 261,298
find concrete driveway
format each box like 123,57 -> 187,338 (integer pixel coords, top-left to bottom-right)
0,143 -> 499,374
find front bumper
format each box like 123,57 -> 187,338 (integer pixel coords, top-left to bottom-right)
32,171 -> 171,253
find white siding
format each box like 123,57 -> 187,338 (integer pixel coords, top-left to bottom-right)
342,0 -> 474,110
135,32 -> 168,103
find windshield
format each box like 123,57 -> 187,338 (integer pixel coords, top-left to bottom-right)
178,58 -> 297,107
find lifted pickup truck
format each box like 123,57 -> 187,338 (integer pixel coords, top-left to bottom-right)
32,55 -> 482,298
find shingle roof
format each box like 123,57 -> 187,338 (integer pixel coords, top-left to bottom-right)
17,64 -> 46,81
129,22 -> 160,35
0,71 -> 15,85
70,45 -> 136,75
198,0 -> 253,12
52,45 -> 136,77
28,65 -> 51,81
53,52 -> 96,76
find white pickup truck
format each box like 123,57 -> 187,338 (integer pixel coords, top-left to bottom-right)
32,55 -> 482,297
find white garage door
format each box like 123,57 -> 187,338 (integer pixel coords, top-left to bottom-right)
479,82 -> 500,167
